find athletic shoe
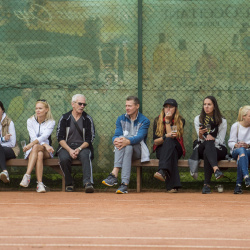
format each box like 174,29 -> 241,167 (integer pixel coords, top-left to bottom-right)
65,186 -> 74,192
36,182 -> 46,193
0,171 -> 10,183
116,183 -> 128,194
234,184 -> 243,194
167,188 -> 178,193
85,183 -> 94,193
202,184 -> 211,194
245,177 -> 250,188
214,169 -> 224,180
102,173 -> 118,187
20,174 -> 31,187
154,169 -> 166,182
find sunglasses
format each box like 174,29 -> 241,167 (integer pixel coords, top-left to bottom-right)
77,102 -> 87,107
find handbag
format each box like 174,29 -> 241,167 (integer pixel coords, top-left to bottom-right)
188,141 -> 201,179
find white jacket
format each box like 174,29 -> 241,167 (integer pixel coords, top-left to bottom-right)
24,116 -> 55,159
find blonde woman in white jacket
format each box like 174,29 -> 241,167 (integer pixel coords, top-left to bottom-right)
20,99 -> 55,193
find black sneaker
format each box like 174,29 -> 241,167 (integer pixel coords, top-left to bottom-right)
102,173 -> 118,187
85,183 -> 94,193
154,169 -> 166,182
214,169 -> 224,180
202,184 -> 211,194
65,185 -> 74,192
245,177 -> 250,188
234,184 -> 243,194
116,183 -> 128,194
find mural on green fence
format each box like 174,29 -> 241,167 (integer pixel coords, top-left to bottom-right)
0,0 -> 249,172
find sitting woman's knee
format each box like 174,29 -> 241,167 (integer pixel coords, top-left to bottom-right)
37,151 -> 44,161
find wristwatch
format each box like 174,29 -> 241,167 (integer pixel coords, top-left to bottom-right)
162,134 -> 166,140
165,121 -> 170,124
78,147 -> 82,151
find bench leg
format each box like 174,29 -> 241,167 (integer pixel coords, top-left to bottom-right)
136,166 -> 142,193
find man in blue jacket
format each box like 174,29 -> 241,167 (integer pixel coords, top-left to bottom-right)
102,96 -> 150,194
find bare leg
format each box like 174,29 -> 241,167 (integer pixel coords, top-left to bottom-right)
26,145 -> 45,175
36,150 -> 51,182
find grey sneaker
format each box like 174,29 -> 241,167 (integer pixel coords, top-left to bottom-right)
85,183 -> 94,193
202,184 -> 211,194
102,173 -> 118,187
245,177 -> 250,188
0,171 -> 10,183
234,184 -> 243,194
65,186 -> 74,192
36,182 -> 46,193
20,174 -> 31,187
116,183 -> 128,194
214,169 -> 224,180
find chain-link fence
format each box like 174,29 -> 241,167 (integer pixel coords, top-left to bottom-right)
0,0 -> 249,189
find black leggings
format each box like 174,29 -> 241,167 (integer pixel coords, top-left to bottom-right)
0,145 -> 16,171
198,140 -> 227,185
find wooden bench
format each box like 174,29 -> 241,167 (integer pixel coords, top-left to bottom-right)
132,159 -> 238,192
6,159 -> 82,192
5,158 -> 239,193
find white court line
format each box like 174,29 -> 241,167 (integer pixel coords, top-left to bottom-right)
0,236 -> 250,242
0,244 -> 249,248
0,216 -> 249,223
0,217 -> 80,220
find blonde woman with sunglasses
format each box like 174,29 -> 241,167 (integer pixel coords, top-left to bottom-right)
20,99 -> 55,193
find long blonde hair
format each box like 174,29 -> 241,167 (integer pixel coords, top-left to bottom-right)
33,100 -> 54,121
155,107 -> 184,138
237,106 -> 250,121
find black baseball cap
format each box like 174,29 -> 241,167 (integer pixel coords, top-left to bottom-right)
163,99 -> 178,107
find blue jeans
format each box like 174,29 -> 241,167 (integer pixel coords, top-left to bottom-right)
232,148 -> 250,185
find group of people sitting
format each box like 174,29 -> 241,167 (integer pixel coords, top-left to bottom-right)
0,94 -> 249,195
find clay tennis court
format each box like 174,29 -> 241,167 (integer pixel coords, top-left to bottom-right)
1,190 -> 250,249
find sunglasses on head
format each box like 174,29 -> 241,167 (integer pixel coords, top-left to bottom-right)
37,99 -> 47,103
77,102 -> 87,107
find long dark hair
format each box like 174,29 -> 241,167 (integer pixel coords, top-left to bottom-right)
199,96 -> 223,125
0,101 -> 5,112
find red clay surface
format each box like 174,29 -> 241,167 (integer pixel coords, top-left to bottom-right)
1,190 -> 250,249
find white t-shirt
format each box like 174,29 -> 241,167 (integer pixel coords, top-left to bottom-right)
228,122 -> 250,153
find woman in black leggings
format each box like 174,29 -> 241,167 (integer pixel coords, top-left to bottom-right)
194,96 -> 227,194
0,101 -> 19,183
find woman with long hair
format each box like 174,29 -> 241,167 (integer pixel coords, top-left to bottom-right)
153,99 -> 185,193
194,96 -> 227,194
0,101 -> 19,183
20,99 -> 55,193
228,105 -> 250,194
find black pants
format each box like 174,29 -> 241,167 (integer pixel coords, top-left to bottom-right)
58,143 -> 93,187
157,138 -> 183,190
198,140 -> 227,185
0,145 -> 16,171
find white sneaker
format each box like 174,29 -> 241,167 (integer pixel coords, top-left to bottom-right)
0,171 -> 10,183
36,182 -> 46,193
20,174 -> 31,187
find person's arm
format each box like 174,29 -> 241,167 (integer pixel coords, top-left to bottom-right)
215,118 -> 227,145
1,121 -> 16,148
194,115 -> 206,141
228,123 -> 237,150
112,116 -> 124,144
